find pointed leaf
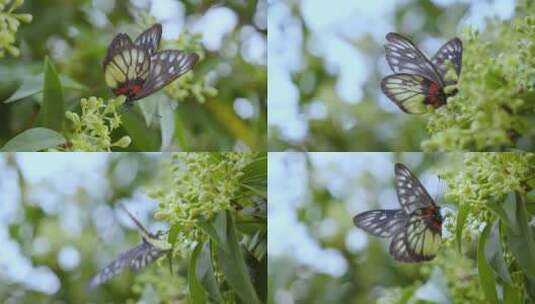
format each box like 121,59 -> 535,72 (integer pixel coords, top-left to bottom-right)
217,211 -> 261,304
159,99 -> 175,151
456,204 -> 468,253
503,281 -> 522,304
167,224 -> 180,246
189,242 -> 207,304
477,222 -> 498,304
196,241 -> 224,303
505,192 -> 535,277
198,212 -> 229,253
485,222 -> 512,284
40,57 -> 64,131
0,128 -> 66,151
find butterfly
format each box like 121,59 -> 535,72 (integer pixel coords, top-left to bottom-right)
353,163 -> 442,262
381,32 -> 463,114
103,23 -> 199,106
89,205 -> 172,289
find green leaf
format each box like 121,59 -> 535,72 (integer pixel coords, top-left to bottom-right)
456,204 -> 469,253
0,128 -> 66,151
503,282 -> 522,304
485,222 -> 512,284
121,111 -> 160,151
196,241 -> 224,303
240,155 -> 267,198
4,74 -> 42,104
477,222 -> 498,304
174,110 -> 189,151
137,94 -> 159,126
487,196 -> 515,231
40,57 -> 64,131
159,99 -> 175,151
167,224 -> 180,246
217,211 -> 261,304
4,73 -> 85,104
198,212 -> 229,254
505,192 -> 535,277
189,242 -> 207,304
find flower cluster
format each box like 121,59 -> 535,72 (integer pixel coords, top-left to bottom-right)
147,152 -> 259,254
441,153 -> 535,218
422,2 -> 535,151
64,96 -> 131,151
0,0 -> 32,57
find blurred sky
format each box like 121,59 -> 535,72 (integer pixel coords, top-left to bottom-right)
268,153 -> 445,282
268,0 -> 516,142
0,153 -> 161,295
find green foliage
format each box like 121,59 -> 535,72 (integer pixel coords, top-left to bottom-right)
65,96 -> 131,151
0,127 -> 65,151
377,153 -> 535,303
145,152 -> 267,303
423,2 -> 535,151
0,1 -> 266,151
0,0 -> 32,57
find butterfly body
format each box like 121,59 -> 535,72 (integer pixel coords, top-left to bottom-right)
353,163 -> 442,263
381,32 -> 462,114
89,206 -> 171,289
103,24 -> 198,105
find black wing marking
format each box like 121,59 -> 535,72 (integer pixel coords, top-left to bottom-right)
89,239 -> 167,289
103,33 -> 134,68
384,32 -> 444,86
135,23 -> 162,56
431,37 -> 463,86
134,50 -> 199,100
103,44 -> 151,90
89,241 -> 147,288
389,225 -> 419,262
404,212 -> 441,262
394,163 -> 436,214
353,209 -> 407,238
381,73 -> 440,114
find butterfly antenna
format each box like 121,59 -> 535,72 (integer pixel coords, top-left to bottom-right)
118,204 -> 153,238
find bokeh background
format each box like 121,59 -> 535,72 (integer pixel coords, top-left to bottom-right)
268,0 -> 516,151
0,153 -> 165,302
268,152 -> 462,303
0,0 -> 267,151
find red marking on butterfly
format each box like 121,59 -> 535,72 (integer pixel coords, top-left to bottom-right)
423,206 -> 442,232
113,82 -> 144,99
425,81 -> 447,109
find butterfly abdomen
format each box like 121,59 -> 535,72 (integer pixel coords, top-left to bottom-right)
113,80 -> 145,100
424,80 -> 447,108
